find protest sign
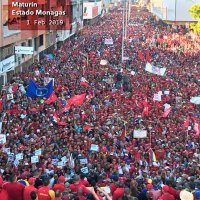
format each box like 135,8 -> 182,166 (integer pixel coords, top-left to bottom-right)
8,154 -> 14,162
153,93 -> 162,101
3,148 -> 10,154
100,60 -> 108,65
80,167 -> 89,174
31,156 -> 39,163
90,144 -> 99,152
16,153 -> 23,161
0,122 -> 2,134
104,38 -> 113,45
52,159 -> 58,166
7,94 -> 13,101
58,161 -> 66,167
0,134 -> 6,144
80,158 -> 88,165
44,77 -> 55,86
133,130 -> 147,138
190,97 -> 200,105
35,149 -> 42,156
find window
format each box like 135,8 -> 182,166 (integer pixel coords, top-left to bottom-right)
39,35 -> 44,46
28,40 -> 32,47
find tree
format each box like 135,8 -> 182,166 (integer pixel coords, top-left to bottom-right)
189,3 -> 200,33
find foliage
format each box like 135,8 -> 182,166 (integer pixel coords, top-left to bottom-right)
189,3 -> 200,33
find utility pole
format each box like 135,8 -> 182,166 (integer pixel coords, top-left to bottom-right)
125,0 -> 128,40
121,0 -> 125,63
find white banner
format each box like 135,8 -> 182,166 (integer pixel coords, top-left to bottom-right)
133,130 -> 147,138
90,144 -> 99,152
0,134 -> 6,144
0,55 -> 15,74
153,93 -> 162,101
31,156 -> 39,163
190,97 -> 200,105
80,158 -> 88,165
16,153 -> 23,161
145,62 -> 166,76
35,149 -> 42,156
81,167 -> 89,174
104,38 -> 113,45
15,46 -> 34,55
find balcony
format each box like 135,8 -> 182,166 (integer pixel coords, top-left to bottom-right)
3,26 -> 21,38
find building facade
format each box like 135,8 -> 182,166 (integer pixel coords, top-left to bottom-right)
0,0 -> 83,86
150,0 -> 200,25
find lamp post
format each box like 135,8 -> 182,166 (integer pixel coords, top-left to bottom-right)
121,0 -> 125,63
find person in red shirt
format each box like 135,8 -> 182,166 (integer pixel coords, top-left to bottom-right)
79,174 -> 90,187
38,178 -> 55,200
112,181 -> 125,200
69,175 -> 91,195
24,177 -> 38,200
158,185 -> 175,200
0,176 -> 8,200
3,174 -> 25,200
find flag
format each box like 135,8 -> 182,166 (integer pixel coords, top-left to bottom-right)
120,124 -> 127,140
80,77 -> 89,87
53,113 -> 67,126
0,99 -> 2,110
146,49 -> 151,62
138,50 -> 144,60
149,148 -> 156,163
84,125 -> 93,131
162,106 -> 172,118
86,94 -> 93,102
194,122 -> 200,135
142,97 -> 149,116
183,117 -> 189,128
27,80 -> 53,98
68,93 -> 86,106
45,92 -> 58,104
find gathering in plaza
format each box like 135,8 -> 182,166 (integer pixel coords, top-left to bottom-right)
0,3 -> 200,200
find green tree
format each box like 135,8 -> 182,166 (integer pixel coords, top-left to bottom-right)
189,3 -> 200,33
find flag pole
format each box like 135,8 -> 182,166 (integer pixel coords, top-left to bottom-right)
121,0 -> 125,63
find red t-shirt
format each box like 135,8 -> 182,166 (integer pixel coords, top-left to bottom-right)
158,193 -> 175,200
0,189 -> 8,200
24,185 -> 38,200
112,188 -> 124,200
3,182 -> 25,200
70,182 -> 90,194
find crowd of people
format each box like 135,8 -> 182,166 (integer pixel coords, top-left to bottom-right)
0,5 -> 200,200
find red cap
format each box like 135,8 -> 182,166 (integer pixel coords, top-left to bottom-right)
162,185 -> 170,192
146,184 -> 153,190
58,175 -> 65,182
28,177 -> 36,185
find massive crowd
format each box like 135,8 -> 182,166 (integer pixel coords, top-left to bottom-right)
0,5 -> 200,200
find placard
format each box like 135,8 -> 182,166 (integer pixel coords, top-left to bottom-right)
153,93 -> 162,101
90,144 -> 99,152
80,167 -> 89,174
8,153 -> 15,162
80,158 -> 88,165
16,153 -> 23,161
104,38 -> 113,45
61,156 -> 67,162
35,149 -> 42,156
0,122 -> 2,134
52,159 -> 58,166
58,161 -> 66,167
190,97 -> 200,105
0,134 -> 6,144
133,130 -> 147,138
31,156 -> 39,163
7,94 -> 13,101
3,148 -> 10,154
100,187 -> 111,194
44,77 -> 55,86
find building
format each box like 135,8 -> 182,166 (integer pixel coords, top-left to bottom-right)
83,0 -> 102,25
0,0 -> 83,86
150,0 -> 200,25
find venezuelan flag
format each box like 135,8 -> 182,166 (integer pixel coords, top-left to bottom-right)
149,148 -> 157,163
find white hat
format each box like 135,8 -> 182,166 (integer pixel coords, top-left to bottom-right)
180,190 -> 194,200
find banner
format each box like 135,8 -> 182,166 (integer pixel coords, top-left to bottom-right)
80,167 -> 89,174
44,77 -> 55,86
145,62 -> 166,76
0,55 -> 15,74
80,158 -> 88,165
133,130 -> 147,138
27,80 -> 53,98
104,38 -> 113,45
15,46 -> 34,55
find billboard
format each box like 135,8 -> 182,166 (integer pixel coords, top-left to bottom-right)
0,55 -> 15,74
83,2 -> 102,19
15,46 -> 34,55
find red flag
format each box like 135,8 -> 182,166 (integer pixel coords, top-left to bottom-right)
120,125 -> 127,140
68,93 -> 86,106
45,92 -> 58,104
146,49 -> 151,62
162,106 -> 172,118
138,50 -> 144,60
61,103 -> 71,113
80,77 -> 89,87
183,117 -> 189,128
194,122 -> 200,135
53,113 -> 67,126
142,97 -> 149,116
84,125 -> 93,131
